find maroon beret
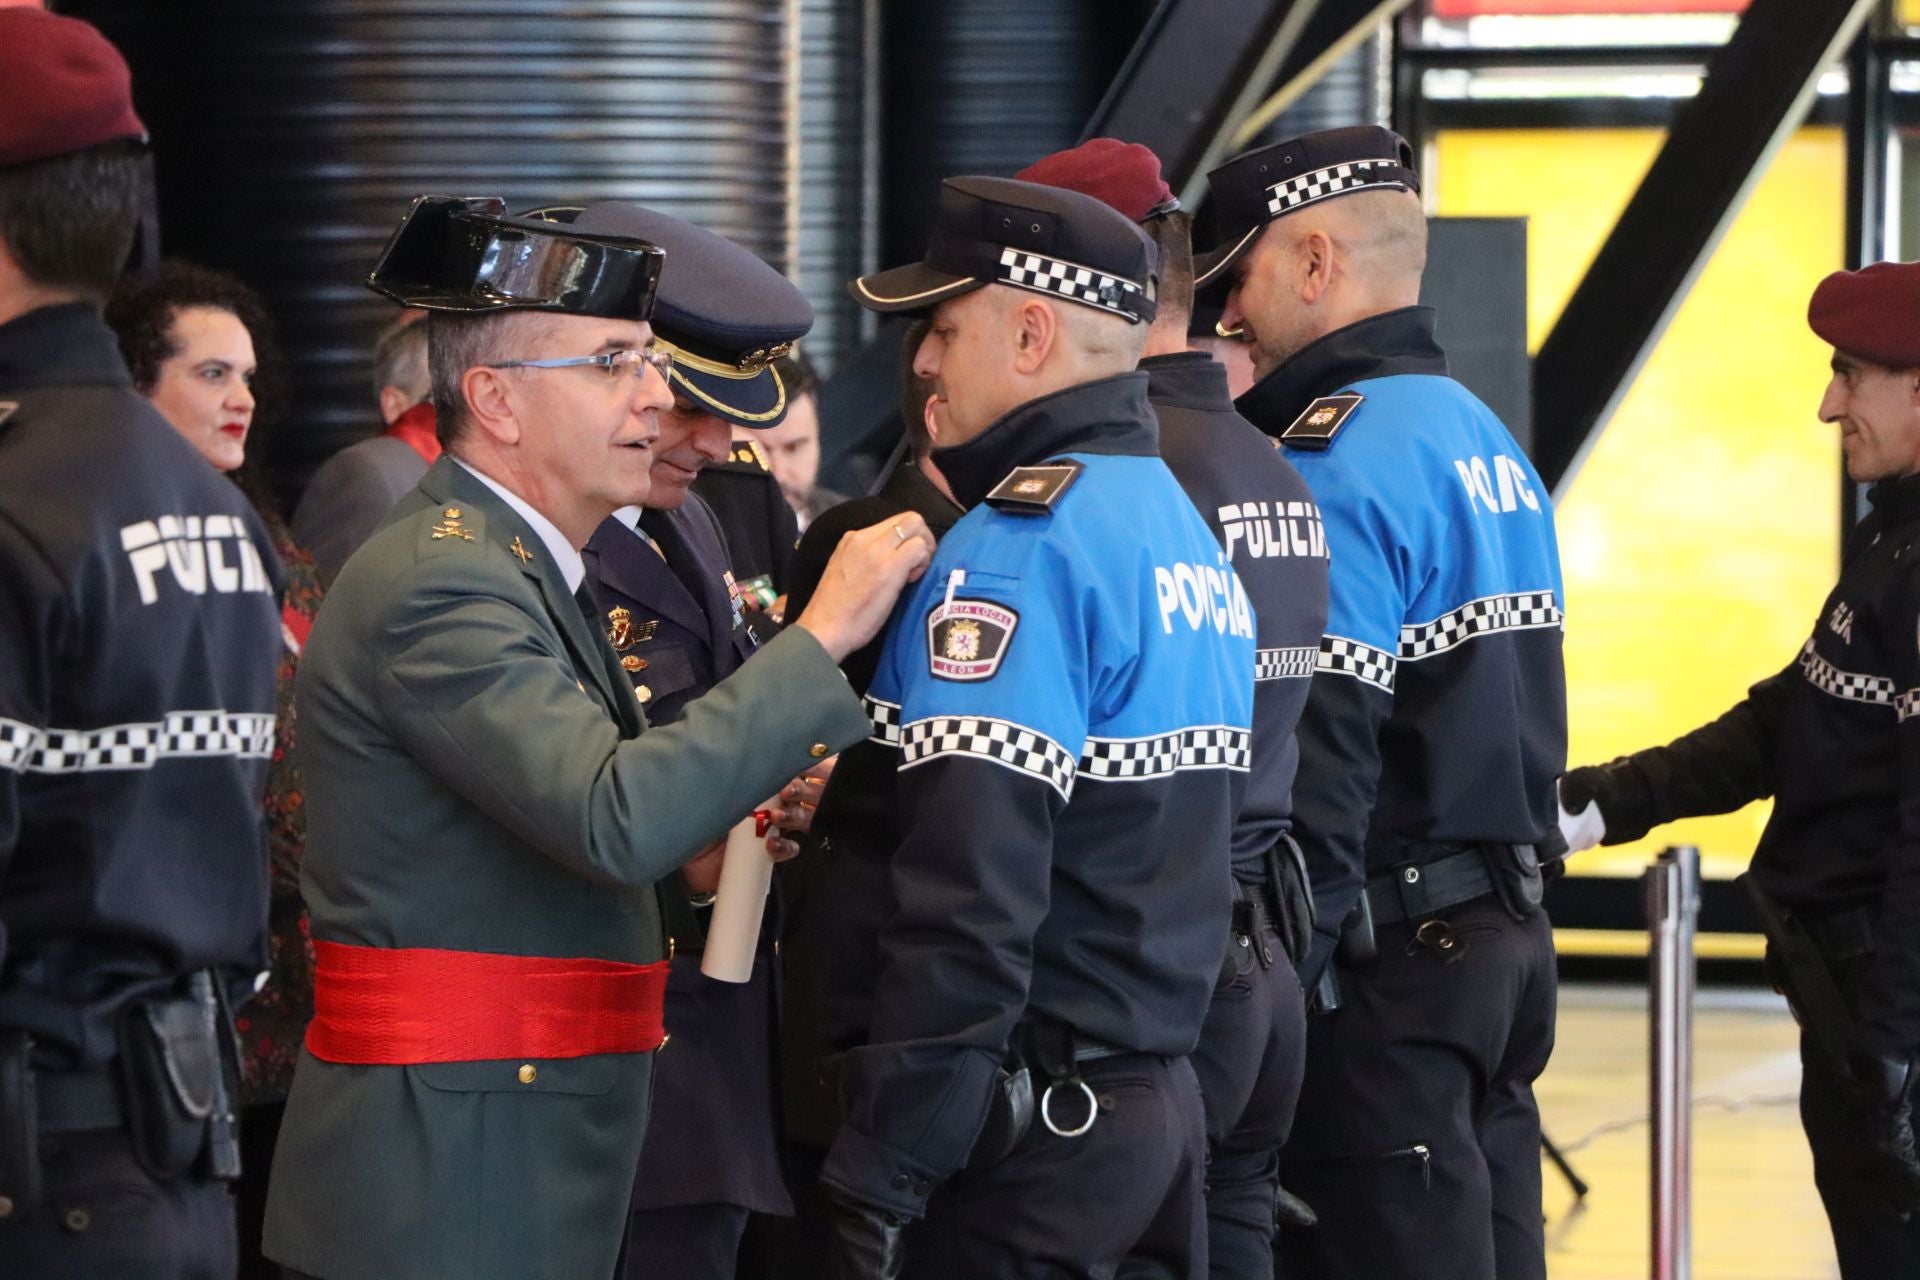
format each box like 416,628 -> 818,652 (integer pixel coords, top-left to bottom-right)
1015,138 -> 1176,225
0,7 -> 147,168
1808,261 -> 1920,369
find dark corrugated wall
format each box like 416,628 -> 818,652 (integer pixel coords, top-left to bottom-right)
62,0 -> 792,506
795,0 -> 875,376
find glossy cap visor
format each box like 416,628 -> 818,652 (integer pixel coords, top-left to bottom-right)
367,195 -> 665,319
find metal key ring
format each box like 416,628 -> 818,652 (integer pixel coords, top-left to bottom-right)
1039,1079 -> 1098,1138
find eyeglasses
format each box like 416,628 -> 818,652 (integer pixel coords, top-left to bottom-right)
486,348 -> 673,383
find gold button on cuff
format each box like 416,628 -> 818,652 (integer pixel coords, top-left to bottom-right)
809,742 -> 829,759
517,1063 -> 538,1084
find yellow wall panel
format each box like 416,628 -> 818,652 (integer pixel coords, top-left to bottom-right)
1434,127 -> 1844,880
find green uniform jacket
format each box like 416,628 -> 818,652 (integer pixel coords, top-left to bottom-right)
262,458 -> 869,1280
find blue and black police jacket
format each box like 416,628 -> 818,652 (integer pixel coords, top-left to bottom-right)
819,372 -> 1255,1221
1235,307 -> 1568,983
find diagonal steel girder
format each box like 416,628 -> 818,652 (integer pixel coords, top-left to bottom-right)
1530,0 -> 1874,498
1081,0 -> 1330,202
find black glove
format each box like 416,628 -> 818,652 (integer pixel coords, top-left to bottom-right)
828,1200 -> 909,1280
1850,1051 -> 1920,1218
1274,1181 -> 1318,1229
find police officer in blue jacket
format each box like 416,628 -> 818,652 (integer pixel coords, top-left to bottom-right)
556,200 -> 815,1278
1017,138 -> 1331,1280
821,176 -> 1256,1279
0,12 -> 284,1276
1198,127 -> 1568,1280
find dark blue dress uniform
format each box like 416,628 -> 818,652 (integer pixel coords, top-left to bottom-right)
692,438 -> 802,613
0,302 -> 282,1274
564,198 -> 816,1278
1141,349 -> 1329,1279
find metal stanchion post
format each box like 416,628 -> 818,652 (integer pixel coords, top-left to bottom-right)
1647,843 -> 1700,1280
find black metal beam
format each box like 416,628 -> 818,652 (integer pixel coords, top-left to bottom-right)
1529,0 -> 1874,497
1081,0 -> 1328,198
1843,22 -> 1892,534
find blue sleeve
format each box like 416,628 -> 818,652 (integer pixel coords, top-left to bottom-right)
821,533 -> 1086,1220
1285,455 -> 1411,982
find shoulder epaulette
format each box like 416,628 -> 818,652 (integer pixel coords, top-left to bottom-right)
1279,393 -> 1364,452
712,438 -> 772,474
985,459 -> 1083,515
419,503 -> 484,553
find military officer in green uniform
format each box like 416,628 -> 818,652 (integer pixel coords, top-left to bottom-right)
260,196 -> 933,1280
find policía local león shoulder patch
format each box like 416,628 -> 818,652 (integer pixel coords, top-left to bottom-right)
1279,393 -> 1363,451
927,597 -> 1020,681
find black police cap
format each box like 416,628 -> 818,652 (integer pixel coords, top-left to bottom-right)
551,202 -> 814,429
366,195 -> 664,319
1194,126 -> 1419,289
852,176 -> 1159,325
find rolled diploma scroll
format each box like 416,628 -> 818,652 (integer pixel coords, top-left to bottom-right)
700,806 -> 776,983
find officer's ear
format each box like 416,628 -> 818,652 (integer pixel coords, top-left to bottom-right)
1010,295 -> 1058,376
461,363 -> 523,447
1298,228 -> 1337,305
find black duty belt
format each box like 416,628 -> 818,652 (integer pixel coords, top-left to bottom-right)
1365,848 -> 1495,927
36,1064 -> 125,1134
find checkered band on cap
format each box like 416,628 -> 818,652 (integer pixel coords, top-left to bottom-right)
1264,159 -> 1407,217
0,710 -> 276,774
1255,646 -> 1318,682
1079,725 -> 1252,783
1316,636 -> 1396,693
899,714 -> 1077,799
996,248 -> 1151,322
1399,591 -> 1563,663
1796,640 -> 1897,708
865,696 -> 903,747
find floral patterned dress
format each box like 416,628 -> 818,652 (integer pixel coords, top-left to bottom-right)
235,506 -> 324,1107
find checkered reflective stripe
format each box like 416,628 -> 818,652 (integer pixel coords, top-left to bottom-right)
1899,689 -> 1920,722
1796,640 -> 1896,708
865,696 -> 903,747
899,715 -> 1077,799
1399,591 -> 1563,662
1255,646 -> 1318,682
1264,160 -> 1400,216
0,710 -> 276,774
996,248 -> 1147,321
1080,725 -> 1252,782
1316,636 -> 1396,693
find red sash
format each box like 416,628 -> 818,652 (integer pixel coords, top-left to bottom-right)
305,940 -> 669,1065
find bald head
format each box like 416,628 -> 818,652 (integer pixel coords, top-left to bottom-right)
1221,188 -> 1428,378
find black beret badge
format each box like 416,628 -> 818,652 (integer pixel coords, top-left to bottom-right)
927,598 -> 1020,682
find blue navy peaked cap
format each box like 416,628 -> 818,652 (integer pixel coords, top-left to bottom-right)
1194,125 -> 1419,289
557,202 -> 814,428
852,176 -> 1159,325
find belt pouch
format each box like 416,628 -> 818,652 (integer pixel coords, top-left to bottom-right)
0,1029 -> 40,1216
1487,843 -> 1544,923
1335,892 -> 1377,968
1265,835 -> 1314,966
964,1063 -> 1034,1169
115,993 -> 216,1180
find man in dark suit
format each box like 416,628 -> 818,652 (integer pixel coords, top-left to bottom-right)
259,195 -> 934,1280
565,200 -> 819,1279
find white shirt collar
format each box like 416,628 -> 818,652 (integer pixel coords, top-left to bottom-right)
610,505 -> 644,532
452,458 -> 586,593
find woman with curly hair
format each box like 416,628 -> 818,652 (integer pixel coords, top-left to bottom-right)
105,262 -> 322,1280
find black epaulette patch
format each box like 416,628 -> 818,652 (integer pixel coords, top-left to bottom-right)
1280,394 -> 1363,451
985,460 -> 1083,514
717,438 -> 772,473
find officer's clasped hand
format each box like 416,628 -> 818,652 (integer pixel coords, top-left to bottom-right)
793,514 -> 935,663
1849,1050 -> 1920,1217
826,1199 -> 909,1280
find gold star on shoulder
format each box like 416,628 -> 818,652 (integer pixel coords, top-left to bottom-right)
509,536 -> 533,563
431,506 -> 475,541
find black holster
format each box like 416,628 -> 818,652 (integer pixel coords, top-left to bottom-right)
1486,842 -> 1547,923
1265,834 -> 1314,967
115,972 -> 241,1182
0,1028 -> 40,1218
964,1063 -> 1034,1169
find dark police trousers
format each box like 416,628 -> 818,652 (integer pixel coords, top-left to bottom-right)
1121,905 -> 1305,1280
1796,949 -> 1920,1279
3,1128 -> 236,1280
908,1053 -> 1207,1279
1278,896 -> 1556,1280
